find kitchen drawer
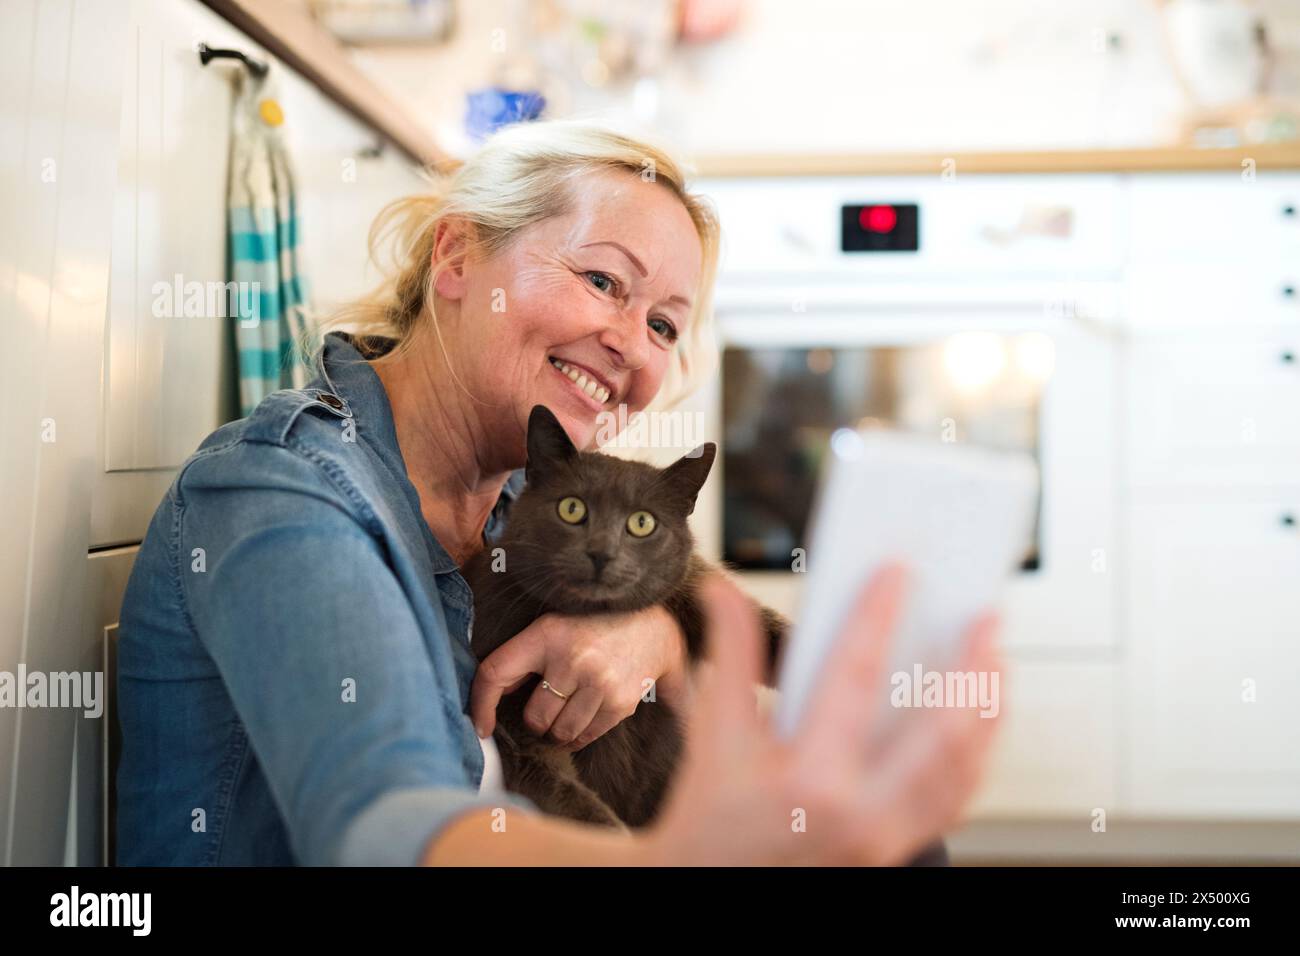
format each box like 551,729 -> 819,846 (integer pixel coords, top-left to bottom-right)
1127,337 -> 1300,487
1128,174 -> 1300,263
1125,264 -> 1299,333
1126,497 -> 1300,817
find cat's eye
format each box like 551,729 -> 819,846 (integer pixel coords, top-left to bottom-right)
626,510 -> 656,537
557,496 -> 587,524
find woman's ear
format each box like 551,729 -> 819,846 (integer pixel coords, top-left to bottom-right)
430,217 -> 475,300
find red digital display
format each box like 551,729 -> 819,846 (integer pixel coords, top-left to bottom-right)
859,205 -> 898,233
842,203 -> 918,252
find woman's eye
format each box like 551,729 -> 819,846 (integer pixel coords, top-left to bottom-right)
626,510 -> 656,537
584,271 -> 617,295
557,496 -> 587,524
648,316 -> 678,343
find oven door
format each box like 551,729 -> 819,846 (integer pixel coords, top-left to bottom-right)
696,295 -> 1119,653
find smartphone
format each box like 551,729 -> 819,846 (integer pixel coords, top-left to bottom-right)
772,427 -> 1037,741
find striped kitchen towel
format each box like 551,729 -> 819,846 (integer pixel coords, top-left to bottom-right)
227,68 -> 314,416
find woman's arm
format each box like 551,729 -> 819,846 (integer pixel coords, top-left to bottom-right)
180,443 -> 525,865
468,569 -> 784,750
420,806 -> 650,866
646,602 -> 697,715
469,602 -> 695,749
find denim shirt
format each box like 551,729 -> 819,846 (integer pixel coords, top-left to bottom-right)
116,331 -> 535,866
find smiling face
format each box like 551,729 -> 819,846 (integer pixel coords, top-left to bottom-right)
432,168 -> 704,456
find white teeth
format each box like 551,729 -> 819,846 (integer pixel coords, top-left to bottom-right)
550,357 -> 611,405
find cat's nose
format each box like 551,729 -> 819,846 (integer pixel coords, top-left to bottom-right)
586,550 -> 610,577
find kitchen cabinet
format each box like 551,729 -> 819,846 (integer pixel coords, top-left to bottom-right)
1122,172 -> 1300,820
1126,337 -> 1300,487
0,0 -> 128,868
1126,497 -> 1300,816
1125,265 -> 1298,333
1127,177 -> 1300,262
1,0 -> 428,864
96,0 -> 428,548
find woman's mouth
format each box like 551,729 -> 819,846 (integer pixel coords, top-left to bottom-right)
548,356 -> 612,407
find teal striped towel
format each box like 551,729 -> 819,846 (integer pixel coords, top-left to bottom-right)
227,70 -> 313,416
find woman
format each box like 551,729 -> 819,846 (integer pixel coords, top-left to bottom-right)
116,118 -> 1002,866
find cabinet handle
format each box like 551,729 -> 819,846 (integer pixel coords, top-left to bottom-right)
1282,513 -> 1297,528
1284,285 -> 1296,299
1285,204 -> 1297,218
1282,351 -> 1296,364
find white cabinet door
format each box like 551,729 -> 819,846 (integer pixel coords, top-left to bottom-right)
1125,263 -> 1299,334
1127,337 -> 1300,488
93,0 -> 429,548
1128,175 -> 1300,263
1127,497 -> 1300,817
93,0 -> 248,548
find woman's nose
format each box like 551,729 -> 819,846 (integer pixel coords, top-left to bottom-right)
598,310 -> 650,371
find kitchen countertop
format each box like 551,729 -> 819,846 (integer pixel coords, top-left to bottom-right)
692,143 -> 1300,177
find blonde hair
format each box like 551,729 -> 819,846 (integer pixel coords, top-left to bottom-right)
313,117 -> 721,410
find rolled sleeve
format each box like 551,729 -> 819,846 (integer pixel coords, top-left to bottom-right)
180,444 -> 513,865
337,786 -> 537,866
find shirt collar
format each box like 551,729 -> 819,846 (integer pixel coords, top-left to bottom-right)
499,467 -> 526,503
308,331 -> 525,566
309,331 -> 399,452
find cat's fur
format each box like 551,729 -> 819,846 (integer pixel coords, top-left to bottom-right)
463,404 -> 787,828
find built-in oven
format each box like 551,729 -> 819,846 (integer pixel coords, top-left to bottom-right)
688,176 -> 1123,652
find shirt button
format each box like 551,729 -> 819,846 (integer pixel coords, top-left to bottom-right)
318,392 -> 345,411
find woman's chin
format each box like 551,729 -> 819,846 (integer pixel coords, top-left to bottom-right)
569,422 -> 600,451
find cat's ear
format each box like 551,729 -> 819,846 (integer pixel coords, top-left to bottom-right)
525,404 -> 577,484
662,442 -> 717,515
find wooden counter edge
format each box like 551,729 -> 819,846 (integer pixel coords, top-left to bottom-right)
691,144 -> 1300,177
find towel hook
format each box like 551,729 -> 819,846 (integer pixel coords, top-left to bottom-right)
358,137 -> 387,160
197,42 -> 269,79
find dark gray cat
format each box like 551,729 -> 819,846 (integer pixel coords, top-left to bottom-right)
463,404 -> 787,828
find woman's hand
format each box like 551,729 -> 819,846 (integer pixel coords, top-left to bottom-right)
470,604 -> 690,750
641,563 -> 1004,866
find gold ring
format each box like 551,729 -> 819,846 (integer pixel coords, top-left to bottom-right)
540,680 -> 571,701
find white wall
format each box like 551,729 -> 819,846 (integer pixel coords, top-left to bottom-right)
0,0 -> 428,866
352,0 -> 1300,158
